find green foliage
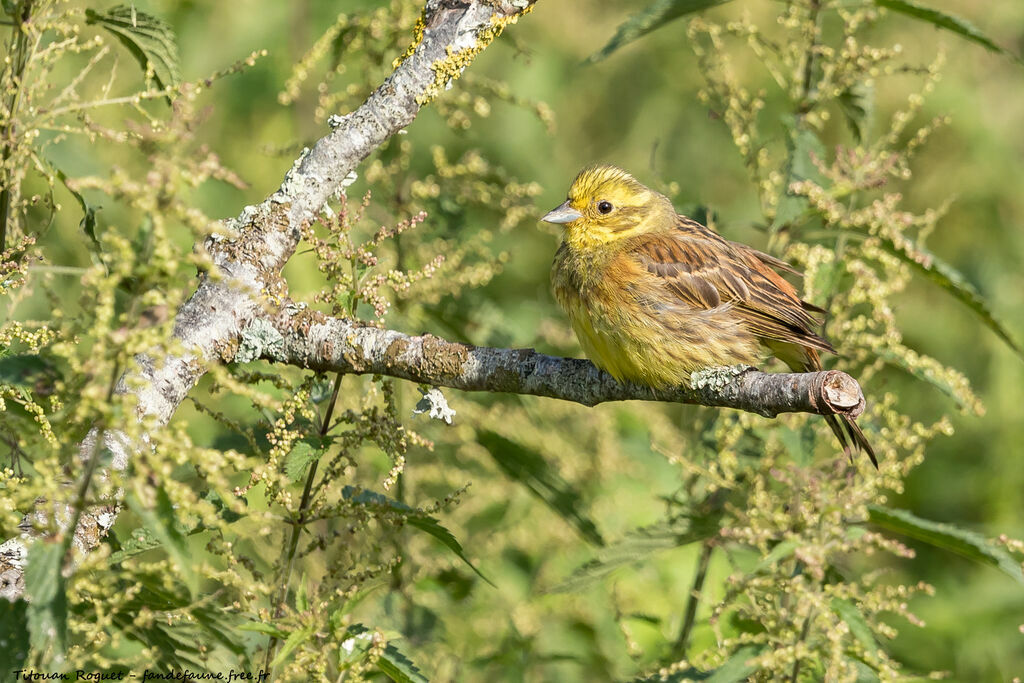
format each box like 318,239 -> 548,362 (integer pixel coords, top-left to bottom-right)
2,0 -> 1023,681
867,505 -> 1024,585
586,0 -> 733,64
85,4 -> 181,92
873,0 -> 1023,63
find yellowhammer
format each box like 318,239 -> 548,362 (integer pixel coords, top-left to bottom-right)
543,164 -> 876,467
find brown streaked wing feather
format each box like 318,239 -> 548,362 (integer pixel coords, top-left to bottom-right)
629,219 -> 835,353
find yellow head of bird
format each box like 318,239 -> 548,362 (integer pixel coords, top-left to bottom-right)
541,165 -> 674,247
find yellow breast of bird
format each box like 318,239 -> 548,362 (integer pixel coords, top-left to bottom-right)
552,245 -> 760,388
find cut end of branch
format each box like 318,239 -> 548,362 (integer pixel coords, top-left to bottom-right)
818,370 -> 866,418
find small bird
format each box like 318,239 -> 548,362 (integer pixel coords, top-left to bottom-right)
543,164 -> 876,467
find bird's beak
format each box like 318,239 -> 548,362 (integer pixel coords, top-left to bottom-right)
541,200 -> 583,225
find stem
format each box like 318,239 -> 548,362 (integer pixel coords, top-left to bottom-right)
797,0 -> 823,119
0,0 -> 34,253
60,362 -> 120,565
789,611 -> 814,683
671,541 -> 714,659
264,372 -> 344,673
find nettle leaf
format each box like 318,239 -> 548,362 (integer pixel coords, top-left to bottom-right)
108,525 -> 162,564
271,624 -> 316,668
86,5 -> 181,92
587,0 -> 733,64
24,541 -> 68,660
126,483 -> 200,596
237,621 -> 289,639
376,640 -> 431,683
342,486 -> 493,586
477,430 -> 604,546
829,598 -> 877,652
873,0 -> 1022,64
53,166 -> 102,252
773,123 -> 827,231
868,505 -> 1024,585
548,515 -> 720,594
284,438 -> 322,482
876,235 -> 1023,359
837,81 -> 874,143
633,645 -> 761,682
875,349 -> 968,410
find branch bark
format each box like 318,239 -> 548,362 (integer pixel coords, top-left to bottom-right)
256,309 -> 867,419
0,0 -> 536,601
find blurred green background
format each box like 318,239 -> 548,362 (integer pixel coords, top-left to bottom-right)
22,0 -> 1024,679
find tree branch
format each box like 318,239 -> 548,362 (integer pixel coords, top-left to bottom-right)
0,0 -> 536,602
255,309 -> 866,419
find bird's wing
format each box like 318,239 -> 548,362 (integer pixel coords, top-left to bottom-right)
628,217 -> 835,352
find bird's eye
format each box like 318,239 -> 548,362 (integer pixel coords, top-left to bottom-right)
597,200 -> 613,214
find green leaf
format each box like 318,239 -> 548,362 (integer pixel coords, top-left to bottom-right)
754,539 -> 799,571
873,0 -> 1022,64
377,641 -> 431,683
587,0 -> 733,64
772,123 -> 827,231
108,525 -> 162,564
549,515 -> 720,593
284,439 -> 320,482
875,349 -> 968,410
830,598 -> 877,652
0,354 -> 53,388
126,483 -> 200,596
238,621 -> 290,639
477,430 -> 604,546
837,81 -> 874,143
867,505 -> 1024,585
86,5 -> 181,92
342,486 -> 494,586
0,599 -> 29,677
633,645 -> 761,682
875,235 -> 1023,359
271,624 -> 315,667
53,166 -> 102,252
24,541 -> 67,660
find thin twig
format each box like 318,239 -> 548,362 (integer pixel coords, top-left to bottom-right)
671,540 -> 714,659
264,372 -> 344,672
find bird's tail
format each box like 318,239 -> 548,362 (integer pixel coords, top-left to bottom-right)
823,413 -> 878,469
774,343 -> 878,469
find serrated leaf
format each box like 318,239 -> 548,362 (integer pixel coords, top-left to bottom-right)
108,525 -> 162,563
86,5 -> 181,92
830,598 -> 877,652
342,486 -> 493,586
875,349 -> 968,409
271,624 -> 315,667
587,0 -> 733,64
477,430 -> 604,546
867,505 -> 1024,585
126,483 -> 200,596
377,641 -> 431,683
549,515 -> 720,593
772,124 -> 827,231
284,439 -> 320,482
837,82 -> 874,143
24,541 -> 67,659
632,645 -> 761,682
875,235 -> 1023,359
874,0 -> 1022,64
